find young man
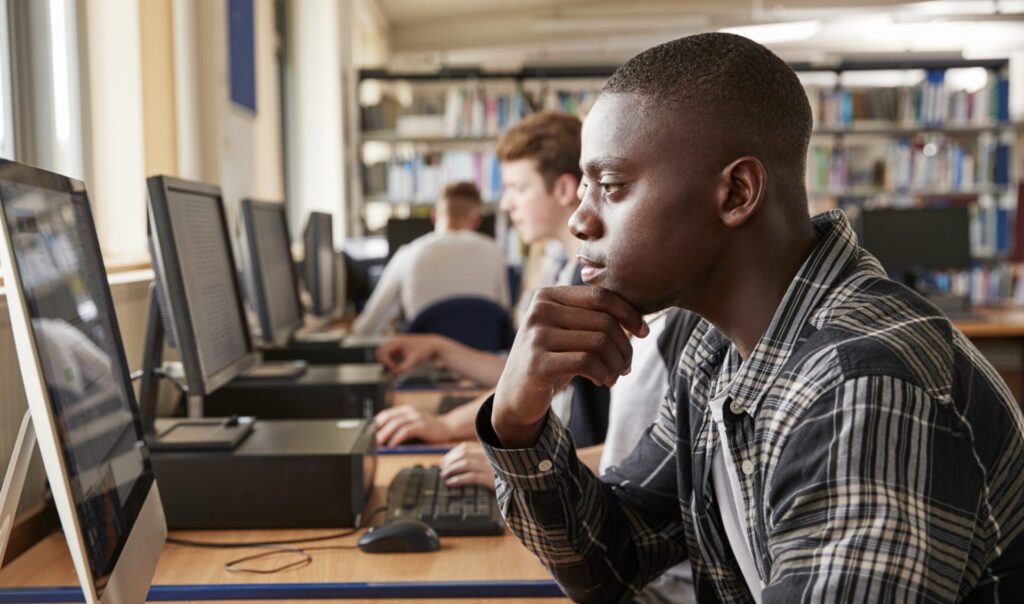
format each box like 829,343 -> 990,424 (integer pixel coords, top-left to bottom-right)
351,181 -> 508,336
373,111 -> 594,447
479,33 -> 1024,602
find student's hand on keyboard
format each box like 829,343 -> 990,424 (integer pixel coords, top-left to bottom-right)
375,334 -> 444,375
493,285 -> 648,448
374,404 -> 454,446
439,442 -> 496,490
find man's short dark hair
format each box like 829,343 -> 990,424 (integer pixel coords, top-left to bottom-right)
604,32 -> 812,189
441,180 -> 483,221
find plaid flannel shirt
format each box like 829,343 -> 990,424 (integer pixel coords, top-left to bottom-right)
478,210 -> 1024,603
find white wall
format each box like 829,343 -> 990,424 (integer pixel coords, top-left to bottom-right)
285,0 -> 347,244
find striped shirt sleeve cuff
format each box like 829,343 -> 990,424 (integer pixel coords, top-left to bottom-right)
476,394 -> 571,492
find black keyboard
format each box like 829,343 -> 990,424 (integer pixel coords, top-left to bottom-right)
437,395 -> 476,414
386,465 -> 504,536
394,364 -> 460,387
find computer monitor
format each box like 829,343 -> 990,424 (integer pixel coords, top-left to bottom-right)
238,199 -> 304,344
0,160 -> 166,603
147,175 -> 257,396
385,217 -> 432,260
859,206 -> 973,274
385,215 -> 497,260
303,212 -> 337,317
342,235 -> 388,311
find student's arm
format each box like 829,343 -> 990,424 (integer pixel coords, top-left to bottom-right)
762,375 -> 990,603
477,286 -> 687,601
351,249 -> 406,336
374,389 -> 492,446
375,334 -> 506,386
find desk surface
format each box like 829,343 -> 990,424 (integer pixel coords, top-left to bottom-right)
955,308 -> 1024,339
0,391 -> 563,603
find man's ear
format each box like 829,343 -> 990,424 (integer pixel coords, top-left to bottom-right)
552,173 -> 580,209
716,157 -> 766,228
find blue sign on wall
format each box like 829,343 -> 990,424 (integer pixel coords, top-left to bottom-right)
228,0 -> 256,112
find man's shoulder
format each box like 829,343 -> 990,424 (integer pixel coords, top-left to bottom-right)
799,274 -> 979,403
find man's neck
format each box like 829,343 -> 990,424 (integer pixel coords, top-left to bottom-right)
697,225 -> 817,360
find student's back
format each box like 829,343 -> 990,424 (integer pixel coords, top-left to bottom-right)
404,229 -> 508,318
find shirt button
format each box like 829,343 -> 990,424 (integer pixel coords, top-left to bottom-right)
741,460 -> 755,476
729,401 -> 744,415
538,459 -> 553,472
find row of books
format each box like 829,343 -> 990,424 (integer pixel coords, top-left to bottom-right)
360,85 -> 603,138
362,150 -> 503,203
808,71 -> 1010,127
807,135 -> 1013,191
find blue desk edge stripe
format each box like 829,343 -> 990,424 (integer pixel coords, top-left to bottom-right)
0,580 -> 563,601
378,445 -> 452,455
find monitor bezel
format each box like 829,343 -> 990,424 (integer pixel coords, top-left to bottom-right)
0,159 -> 166,603
146,175 -> 257,396
239,199 -> 304,345
303,211 -> 336,318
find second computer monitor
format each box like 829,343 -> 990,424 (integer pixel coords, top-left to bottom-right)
859,206 -> 973,275
239,199 -> 304,344
147,176 -> 257,396
304,211 -> 337,317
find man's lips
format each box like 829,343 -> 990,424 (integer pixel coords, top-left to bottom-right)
577,254 -> 607,283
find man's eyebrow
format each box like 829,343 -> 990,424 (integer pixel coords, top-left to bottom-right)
581,156 -> 635,175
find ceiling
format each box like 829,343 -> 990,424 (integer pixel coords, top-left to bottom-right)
368,0 -> 1024,69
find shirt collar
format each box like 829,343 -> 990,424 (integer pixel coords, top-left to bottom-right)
708,209 -> 860,415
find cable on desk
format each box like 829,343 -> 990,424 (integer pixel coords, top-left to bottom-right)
224,545 -> 314,574
165,506 -> 388,549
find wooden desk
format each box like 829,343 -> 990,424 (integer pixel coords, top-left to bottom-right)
953,308 -> 1024,402
0,453 -> 565,603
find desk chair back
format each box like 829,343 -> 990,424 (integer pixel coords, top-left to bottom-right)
406,296 -> 515,352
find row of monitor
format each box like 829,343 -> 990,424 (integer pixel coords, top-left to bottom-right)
0,166 -> 361,603
149,177 -> 335,398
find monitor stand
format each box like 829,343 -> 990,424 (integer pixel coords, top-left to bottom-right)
140,282 -> 253,451
0,411 -> 35,568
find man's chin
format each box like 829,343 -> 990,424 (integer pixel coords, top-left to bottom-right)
603,282 -> 670,316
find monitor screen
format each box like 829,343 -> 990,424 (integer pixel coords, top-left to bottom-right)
385,217 -> 432,260
859,206 -> 973,274
0,174 -> 155,592
148,177 -> 254,395
242,200 -> 303,343
385,215 -> 496,260
304,212 -> 336,317
342,235 -> 388,310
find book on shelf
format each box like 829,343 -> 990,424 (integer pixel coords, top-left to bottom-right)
806,69 -> 1010,128
365,150 -> 502,204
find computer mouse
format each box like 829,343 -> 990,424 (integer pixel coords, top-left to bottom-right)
357,519 -> 440,553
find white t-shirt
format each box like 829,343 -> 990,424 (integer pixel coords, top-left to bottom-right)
352,230 -> 509,336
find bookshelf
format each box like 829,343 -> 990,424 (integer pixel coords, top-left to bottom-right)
355,58 -> 1021,305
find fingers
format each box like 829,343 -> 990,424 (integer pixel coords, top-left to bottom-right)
374,335 -> 437,375
532,327 -> 630,382
440,444 -> 496,489
533,286 -> 648,338
374,405 -> 427,446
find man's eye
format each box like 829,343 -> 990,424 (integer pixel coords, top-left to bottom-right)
600,182 -> 623,195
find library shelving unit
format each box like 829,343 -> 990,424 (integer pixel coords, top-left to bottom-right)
355,58 -> 1021,305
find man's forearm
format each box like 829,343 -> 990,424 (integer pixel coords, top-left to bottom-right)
477,398 -> 687,602
438,339 -> 506,386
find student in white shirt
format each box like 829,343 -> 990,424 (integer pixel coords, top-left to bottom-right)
351,181 -> 509,336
